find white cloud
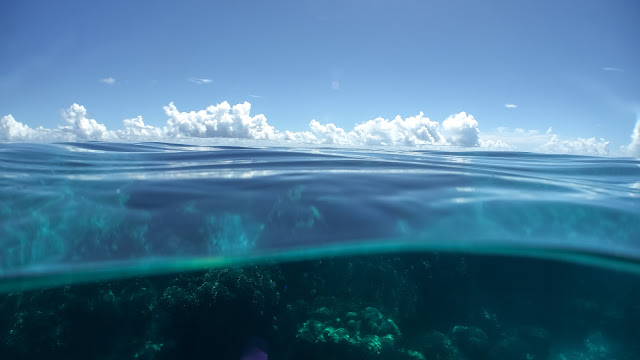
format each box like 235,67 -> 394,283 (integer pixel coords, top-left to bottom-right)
356,113 -> 446,145
282,130 -> 318,144
628,119 -> 640,157
308,119 -> 351,144
539,135 -> 609,156
479,138 -> 514,150
61,103 -> 114,140
99,77 -> 116,85
481,127 -> 612,155
441,112 -> 479,147
188,78 -> 213,84
117,116 -> 165,140
1,104 -> 116,142
504,104 -> 517,108
602,67 -> 623,72
162,104 -> 451,147
0,104 -> 474,148
163,101 -> 277,140
1,101 -> 617,156
295,112 -> 448,146
1,114 -> 39,141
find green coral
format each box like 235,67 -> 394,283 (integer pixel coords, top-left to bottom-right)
296,306 -> 401,357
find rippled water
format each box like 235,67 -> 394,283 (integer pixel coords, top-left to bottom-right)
1,142 -> 639,291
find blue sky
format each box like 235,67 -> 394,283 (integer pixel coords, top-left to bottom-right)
1,0 -> 639,153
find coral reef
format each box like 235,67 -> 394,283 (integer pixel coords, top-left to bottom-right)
1,254 -> 639,360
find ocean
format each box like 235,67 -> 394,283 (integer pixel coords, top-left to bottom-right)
1,141 -> 639,359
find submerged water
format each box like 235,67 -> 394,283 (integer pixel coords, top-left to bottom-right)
1,142 -> 639,359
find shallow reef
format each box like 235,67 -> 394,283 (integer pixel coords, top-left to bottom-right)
1,253 -> 639,360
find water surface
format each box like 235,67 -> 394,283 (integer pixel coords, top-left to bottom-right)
1,142 -> 639,291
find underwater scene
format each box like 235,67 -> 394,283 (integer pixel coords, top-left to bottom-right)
1,142 -> 640,360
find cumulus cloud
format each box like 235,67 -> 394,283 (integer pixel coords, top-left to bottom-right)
99,77 -> 116,85
1,101 -> 617,156
282,129 -> 318,144
1,114 -> 36,141
285,112 -> 449,146
0,104 -> 114,141
1,104 -> 115,142
441,112 -> 479,147
505,104 -> 517,108
0,114 -> 63,142
308,119 -> 351,144
188,78 -> 212,84
355,113 -> 446,145
628,120 -> 640,157
61,104 -> 114,140
117,116 -> 165,140
160,103 -> 454,147
163,101 -> 277,140
0,102 -> 479,148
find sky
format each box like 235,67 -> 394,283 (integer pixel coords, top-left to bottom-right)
1,0 -> 639,155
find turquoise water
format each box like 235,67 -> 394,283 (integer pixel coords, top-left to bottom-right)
2,142 -> 640,359
1,142 -> 639,291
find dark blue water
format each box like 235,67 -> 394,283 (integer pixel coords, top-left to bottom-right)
1,141 -> 639,291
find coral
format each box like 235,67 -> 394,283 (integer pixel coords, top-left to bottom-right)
295,306 -> 401,358
409,331 -> 458,360
2,253 -> 640,360
451,325 -> 489,360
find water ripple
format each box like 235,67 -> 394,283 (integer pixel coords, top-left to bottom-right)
1,142 -> 639,291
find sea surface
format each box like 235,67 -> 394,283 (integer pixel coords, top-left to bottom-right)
1,142 -> 639,359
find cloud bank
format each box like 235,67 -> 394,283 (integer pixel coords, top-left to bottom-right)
292,112 -> 449,146
540,135 -> 610,156
1,102 -> 466,147
0,101 -> 624,156
481,127 -> 613,155
1,104 -> 117,142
